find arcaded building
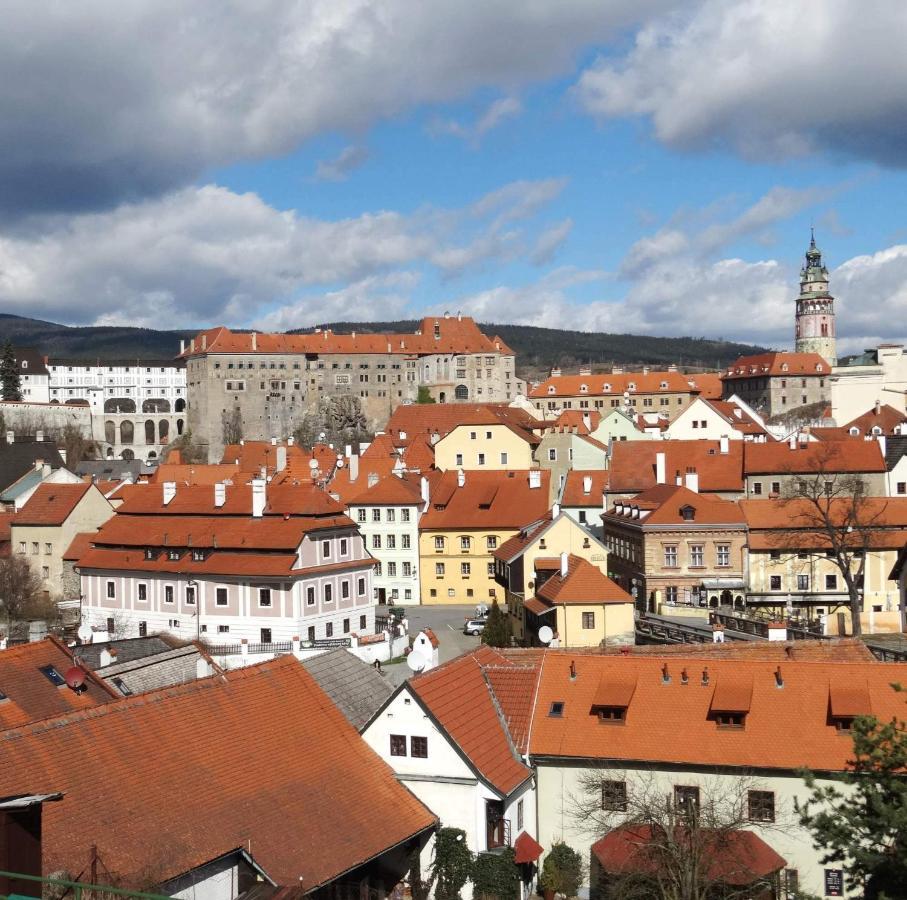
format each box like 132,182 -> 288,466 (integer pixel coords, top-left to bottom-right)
181,314 -> 517,460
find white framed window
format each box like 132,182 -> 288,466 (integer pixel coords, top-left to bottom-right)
106,581 -> 116,599
460,536 -> 471,551
259,587 -> 272,607
461,562 -> 471,576
216,587 -> 228,606
306,586 -> 316,605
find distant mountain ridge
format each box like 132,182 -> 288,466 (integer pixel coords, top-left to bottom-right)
1,312 -> 765,375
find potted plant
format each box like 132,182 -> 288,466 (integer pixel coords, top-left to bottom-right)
539,842 -> 583,900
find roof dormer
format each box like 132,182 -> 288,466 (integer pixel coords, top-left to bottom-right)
708,676 -> 752,729
590,675 -> 636,724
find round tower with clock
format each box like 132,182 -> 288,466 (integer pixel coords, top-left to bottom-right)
794,230 -> 836,365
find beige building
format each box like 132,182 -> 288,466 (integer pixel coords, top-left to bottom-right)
434,421 -> 536,472
830,344 -> 907,424
11,481 -> 114,600
720,351 -> 831,419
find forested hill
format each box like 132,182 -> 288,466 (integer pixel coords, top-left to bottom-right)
1,312 -> 764,375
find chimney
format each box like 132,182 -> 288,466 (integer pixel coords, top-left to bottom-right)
36,429 -> 44,442
655,452 -> 666,485
529,470 -> 542,489
457,469 -> 466,488
270,437 -> 277,445
685,467 -> 699,493
214,482 -> 226,508
875,399 -> 881,416
552,502 -> 560,518
368,472 -> 380,488
788,434 -> 797,450
675,470 -> 683,486
420,476 -> 430,508
399,430 -> 407,441
99,647 -> 117,667
719,435 -> 729,455
251,332 -> 257,351
345,444 -> 352,458
287,436 -> 295,446
582,413 -> 591,432
642,366 -> 649,375
5,431 -> 13,444
349,454 -> 359,483
551,366 -> 561,378
560,552 -> 569,577
276,446 -> 287,472
252,478 -> 266,518
163,481 -> 177,505
180,339 -> 185,354
259,465 -> 267,481
583,475 -> 592,494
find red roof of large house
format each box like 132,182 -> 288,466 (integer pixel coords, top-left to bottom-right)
529,371 -> 715,399
0,637 -> 116,729
534,555 -> 632,605
742,440 -> 885,475
722,351 -> 830,379
14,482 -> 95,526
344,473 -> 423,507
560,470 -> 609,507
420,470 -> 551,530
607,441 -> 745,495
0,656 -> 436,889
528,654 -> 907,771
844,404 -> 907,436
604,484 -> 745,528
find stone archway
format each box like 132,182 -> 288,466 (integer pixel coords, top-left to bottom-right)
720,589 -> 733,607
159,419 -> 170,443
143,398 -> 171,413
145,420 -> 156,445
105,397 -> 136,413
120,420 -> 134,444
105,420 -> 116,445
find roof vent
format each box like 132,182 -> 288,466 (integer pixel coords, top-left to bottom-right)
774,666 -> 784,688
661,663 -> 670,685
701,666 -> 710,686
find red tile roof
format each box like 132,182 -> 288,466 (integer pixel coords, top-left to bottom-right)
484,663 -> 542,754
0,637 -> 116,729
492,516 -> 552,563
63,531 -> 95,561
535,556 -> 633,605
409,646 -> 532,796
344,474 -> 423,507
722,351 -> 830,379
844,404 -> 907,436
743,440 -> 885,475
529,372 -> 713,399
420,470 -> 550,530
604,484 -> 745,527
593,825 -> 786,884
76,547 -> 303,577
595,639 -> 875,661
14,482 -> 95,526
528,654 -> 907,771
607,441 -> 745,495
705,399 -> 769,436
740,496 -> 907,530
550,410 -> 602,433
513,831 -> 545,864
560,470 -> 609,507
149,463 -> 243,485
0,656 -> 436,889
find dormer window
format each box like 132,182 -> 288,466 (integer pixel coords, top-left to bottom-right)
603,383 -> 611,392
781,363 -> 789,372
192,549 -> 206,562
547,386 -> 556,395
168,549 -> 181,561
548,701 -> 565,718
628,382 -> 636,391
580,384 -> 588,393
590,676 -> 636,725
596,706 -> 626,724
680,505 -> 695,521
144,548 -> 157,560
715,712 -> 745,729
660,381 -> 668,389
831,716 -> 854,733
828,682 -> 870,733
816,364 -> 824,372
709,676 -> 751,729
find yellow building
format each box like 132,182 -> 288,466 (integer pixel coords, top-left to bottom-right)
419,469 -> 550,605
522,554 -> 635,647
493,511 -> 610,639
433,422 -> 536,471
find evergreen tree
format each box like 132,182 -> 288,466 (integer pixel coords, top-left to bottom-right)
416,386 -> 436,404
798,714 -> 907,899
0,341 -> 21,402
481,598 -> 510,648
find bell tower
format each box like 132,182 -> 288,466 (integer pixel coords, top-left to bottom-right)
794,230 -> 836,365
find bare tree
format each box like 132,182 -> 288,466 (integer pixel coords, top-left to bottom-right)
0,555 -> 56,637
162,429 -> 207,464
58,422 -> 98,464
221,407 -> 243,446
771,443 -> 889,637
570,767 -> 789,900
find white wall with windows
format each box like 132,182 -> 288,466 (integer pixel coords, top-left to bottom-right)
350,500 -> 421,604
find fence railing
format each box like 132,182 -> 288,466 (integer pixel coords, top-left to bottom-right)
0,870 -> 170,900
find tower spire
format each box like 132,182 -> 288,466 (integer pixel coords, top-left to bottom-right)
795,230 -> 836,365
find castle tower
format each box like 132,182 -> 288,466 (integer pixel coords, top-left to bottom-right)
794,230 -> 836,365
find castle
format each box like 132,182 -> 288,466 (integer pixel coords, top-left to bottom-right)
794,230 -> 836,366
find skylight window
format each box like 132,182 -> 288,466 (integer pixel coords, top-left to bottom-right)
548,701 -> 565,718
38,665 -> 65,687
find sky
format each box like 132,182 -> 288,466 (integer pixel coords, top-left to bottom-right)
1,1 -> 906,355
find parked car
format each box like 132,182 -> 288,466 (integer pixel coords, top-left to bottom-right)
463,619 -> 486,636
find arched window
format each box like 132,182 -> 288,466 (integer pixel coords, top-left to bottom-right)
174,398 -> 186,412
120,420 -> 134,444
104,421 -> 116,445
176,418 -> 185,435
145,420 -> 156,445
159,420 -> 170,443
121,448 -> 135,461
455,384 -> 469,400
105,397 -> 136,413
142,398 -> 170,413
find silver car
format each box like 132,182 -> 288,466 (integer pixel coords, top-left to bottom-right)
463,618 -> 486,636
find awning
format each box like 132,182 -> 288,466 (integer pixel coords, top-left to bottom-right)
524,597 -> 555,616
513,831 -> 544,865
700,578 -> 746,590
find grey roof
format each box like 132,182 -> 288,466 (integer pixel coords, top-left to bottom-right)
98,645 -> 209,696
76,459 -> 157,480
0,439 -> 65,495
885,435 -> 907,470
301,649 -> 394,731
73,635 -> 178,668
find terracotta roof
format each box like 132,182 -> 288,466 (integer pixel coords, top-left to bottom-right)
0,656 -> 436,889
743,440 -> 885,475
739,496 -> 907,530
513,831 -> 545,864
550,410 -> 602,433
0,637 -> 116,729
722,351 -> 829,379
14,482 -> 96,526
420,470 -> 550,530
386,403 -> 537,443
344,474 -> 423,507
608,441 -> 744,495
596,639 -> 875,662
529,372 -> 712,399
182,316 -> 511,358
844,404 -> 907,436
604,484 -> 745,527
409,646 -> 531,796
560,470 -> 609,507
593,825 -> 786,884
149,463 -> 243,485
693,373 -> 723,400
535,556 -> 633,605
705,399 -> 769,436
528,655 -> 907,771
493,516 -> 552,563
63,531 -> 96,561
76,547 -> 303,577
483,663 -> 542,754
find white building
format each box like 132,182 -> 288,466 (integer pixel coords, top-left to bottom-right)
665,396 -> 770,442
830,344 -> 907,424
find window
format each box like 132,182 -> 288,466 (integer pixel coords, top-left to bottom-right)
387,562 -> 397,576
402,534 -> 411,549
341,580 -> 350,599
664,545 -> 678,567
666,586 -> 678,603
259,587 -> 272,607
325,622 -> 333,637
582,611 -> 595,629
748,790 -> 775,823
322,540 -> 331,559
307,625 -> 315,642
372,534 -> 382,549
486,535 -> 497,550
500,452 -> 508,465
38,665 -> 66,687
387,534 -> 396,549
357,508 -> 366,522
477,453 -> 486,466
579,511 -> 587,523
752,481 -> 763,495
435,563 -> 445,576
898,482 -> 907,495
783,870 -> 799,900
674,785 -> 700,816
168,549 -> 181,561
260,628 -> 272,644
597,706 -> 625,723
825,574 -> 837,590
44,542 -> 52,555
31,542 -> 38,555
716,712 -> 745,728
460,536 -> 471,551
390,735 -> 407,756
324,584 -> 333,603
517,798 -> 524,830
343,618 -> 350,634
797,574 -> 809,591
461,562 -> 471,576
357,577 -> 366,595
217,625 -> 230,634
185,586 -> 196,605
455,453 -> 463,466
360,614 -> 367,629
434,536 -> 445,551
106,581 -> 116,599
411,736 -> 428,758
690,544 -> 704,567
401,509 -> 411,522
548,448 -> 557,461
386,509 -> 396,523
770,575 -> 782,591
340,538 -> 348,555
601,781 -> 629,812
717,544 -> 730,567
372,508 -> 381,522
771,481 -> 781,495
487,562 -> 495,577
165,585 -> 174,604
548,701 -> 565,717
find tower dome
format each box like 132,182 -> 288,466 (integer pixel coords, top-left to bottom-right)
794,230 -> 836,365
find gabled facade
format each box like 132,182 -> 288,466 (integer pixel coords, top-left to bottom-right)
559,471 -> 609,539
665,396 -> 770,442
435,421 -> 536,472
720,351 -> 830,418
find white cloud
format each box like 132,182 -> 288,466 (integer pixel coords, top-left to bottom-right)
0,0 -> 667,217
576,0 -> 907,167
431,96 -> 523,145
315,145 -> 370,181
0,178 -> 566,326
530,219 -> 573,265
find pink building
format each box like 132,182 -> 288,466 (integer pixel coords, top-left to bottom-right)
75,477 -> 377,647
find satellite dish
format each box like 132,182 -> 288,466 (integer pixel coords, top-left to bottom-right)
65,666 -> 86,691
77,623 -> 93,643
336,459 -> 344,468
538,625 -> 554,645
308,459 -> 319,470
406,649 -> 427,673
